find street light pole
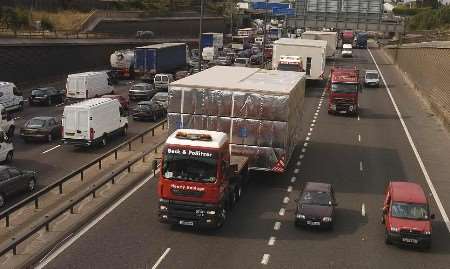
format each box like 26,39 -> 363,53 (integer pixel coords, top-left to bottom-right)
261,0 -> 269,68
198,0 -> 205,72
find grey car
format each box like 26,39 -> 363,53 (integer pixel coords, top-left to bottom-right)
128,83 -> 157,101
0,165 -> 37,207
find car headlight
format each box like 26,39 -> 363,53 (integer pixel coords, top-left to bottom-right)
296,214 -> 306,219
159,205 -> 168,211
424,231 -> 431,235
322,217 -> 332,222
349,105 -> 354,111
206,210 -> 216,215
390,227 -> 399,232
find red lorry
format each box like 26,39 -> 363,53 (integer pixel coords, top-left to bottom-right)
327,67 -> 361,115
158,129 -> 249,229
341,31 -> 354,46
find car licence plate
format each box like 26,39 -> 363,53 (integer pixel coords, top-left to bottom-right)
307,221 -> 321,226
339,110 -> 347,114
179,220 -> 194,226
402,238 -> 418,244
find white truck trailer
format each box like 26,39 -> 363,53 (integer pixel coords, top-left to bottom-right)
272,38 -> 327,80
301,31 -> 338,58
167,66 -> 306,173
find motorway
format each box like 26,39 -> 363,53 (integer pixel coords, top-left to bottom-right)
5,80 -> 160,206
32,45 -> 450,268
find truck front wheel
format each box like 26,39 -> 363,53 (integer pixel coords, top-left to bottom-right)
216,207 -> 227,228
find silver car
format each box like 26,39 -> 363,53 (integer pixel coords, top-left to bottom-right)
364,70 -> 380,87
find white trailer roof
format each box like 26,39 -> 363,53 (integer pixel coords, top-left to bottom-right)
302,31 -> 337,36
274,38 -> 327,49
0,82 -> 14,87
136,43 -> 185,49
170,66 -> 305,94
66,98 -> 116,109
166,129 -> 228,149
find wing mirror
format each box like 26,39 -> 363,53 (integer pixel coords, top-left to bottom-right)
430,213 -> 435,220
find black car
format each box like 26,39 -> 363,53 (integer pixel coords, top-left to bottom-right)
20,116 -> 62,142
295,182 -> 337,229
0,165 -> 37,207
29,87 -> 65,106
132,101 -> 166,121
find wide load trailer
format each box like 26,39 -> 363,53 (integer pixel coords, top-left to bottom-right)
167,66 -> 306,173
301,31 -> 338,58
134,43 -> 187,81
273,38 -> 327,80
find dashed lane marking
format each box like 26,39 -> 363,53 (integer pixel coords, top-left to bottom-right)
152,248 -> 171,269
360,161 -> 363,171
268,237 -> 276,246
361,203 -> 366,217
279,208 -> 285,216
294,168 -> 300,174
299,154 -> 304,159
42,145 -> 61,154
287,186 -> 293,193
301,148 -> 306,153
358,134 -> 361,142
368,48 -> 450,232
283,197 -> 290,204
274,221 -> 281,231
291,177 -> 296,183
261,254 -> 270,265
296,161 -> 301,166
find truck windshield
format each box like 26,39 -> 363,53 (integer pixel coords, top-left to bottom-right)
391,202 -> 429,220
331,83 -> 358,94
278,63 -> 301,72
163,149 -> 217,183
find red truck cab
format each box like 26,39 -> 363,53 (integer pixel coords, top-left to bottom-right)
158,129 -> 248,229
327,67 -> 360,115
382,181 -> 435,249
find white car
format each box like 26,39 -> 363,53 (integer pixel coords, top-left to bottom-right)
342,44 -> 353,58
364,70 -> 380,87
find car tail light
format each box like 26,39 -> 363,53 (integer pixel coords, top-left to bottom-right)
90,128 -> 94,140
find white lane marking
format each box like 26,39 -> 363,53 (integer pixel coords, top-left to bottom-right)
268,236 -> 276,246
358,134 -> 361,142
274,221 -> 281,231
368,48 -> 450,232
358,115 -> 360,121
307,132 -> 312,136
361,203 -> 366,217
305,137 -> 310,142
261,254 -> 270,265
294,168 -> 300,174
42,145 -> 61,154
309,128 -> 314,132
316,109 -> 320,113
287,186 -> 293,192
291,177 -> 296,183
299,154 -> 304,159
313,115 -> 318,120
304,142 -> 309,147
152,248 -> 171,269
296,161 -> 301,166
283,197 -> 290,204
312,119 -> 316,123
301,148 -> 306,153
314,112 -> 319,116
35,173 -> 157,268
360,161 -> 363,171
279,208 -> 285,216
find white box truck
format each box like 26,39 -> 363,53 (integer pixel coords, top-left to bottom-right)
272,38 -> 327,80
301,31 -> 338,58
62,98 -> 128,147
66,71 -> 113,99
0,82 -> 24,112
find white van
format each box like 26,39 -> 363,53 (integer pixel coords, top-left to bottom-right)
234,58 -> 250,67
342,44 -> 353,57
0,104 -> 15,137
62,98 -> 128,147
154,74 -> 174,91
255,37 -> 264,46
0,82 -> 24,112
0,129 -> 14,162
66,71 -> 113,99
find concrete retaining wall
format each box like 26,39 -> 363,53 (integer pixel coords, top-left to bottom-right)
384,42 -> 450,129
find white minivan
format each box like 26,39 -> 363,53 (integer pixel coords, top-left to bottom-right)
0,82 -> 24,112
62,98 -> 128,147
0,104 -> 15,138
66,71 -> 113,99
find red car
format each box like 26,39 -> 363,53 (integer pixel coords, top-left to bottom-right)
382,181 -> 435,249
102,95 -> 129,110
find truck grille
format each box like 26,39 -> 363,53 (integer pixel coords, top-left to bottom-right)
334,98 -> 354,105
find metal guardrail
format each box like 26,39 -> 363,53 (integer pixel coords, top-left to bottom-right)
0,28 -> 131,39
0,119 -> 167,228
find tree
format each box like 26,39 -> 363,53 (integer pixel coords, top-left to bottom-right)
142,0 -> 171,14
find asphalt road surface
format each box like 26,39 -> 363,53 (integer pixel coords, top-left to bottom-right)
36,46 -> 450,269
4,79 -> 161,207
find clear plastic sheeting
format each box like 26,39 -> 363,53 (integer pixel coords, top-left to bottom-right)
168,66 -> 306,172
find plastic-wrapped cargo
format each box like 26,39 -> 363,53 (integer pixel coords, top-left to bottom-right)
168,66 -> 306,173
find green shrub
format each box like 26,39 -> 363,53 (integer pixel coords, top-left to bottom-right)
408,6 -> 450,30
393,7 -> 431,16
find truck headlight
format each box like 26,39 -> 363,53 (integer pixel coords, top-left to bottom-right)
159,205 -> 168,211
390,227 -> 399,232
206,210 -> 216,215
296,214 -> 306,219
322,217 -> 332,222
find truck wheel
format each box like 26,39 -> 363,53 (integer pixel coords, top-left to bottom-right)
28,179 -> 36,192
5,151 -> 13,163
48,98 -> 52,106
384,230 -> 392,245
235,186 -> 242,201
47,133 -> 53,142
216,207 -> 227,228
153,114 -> 157,122
122,125 -> 128,137
18,102 -> 24,111
100,136 -> 107,147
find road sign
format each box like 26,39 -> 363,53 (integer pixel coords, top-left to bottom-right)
272,7 -> 295,16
